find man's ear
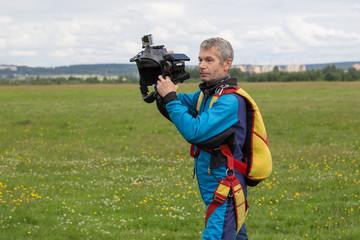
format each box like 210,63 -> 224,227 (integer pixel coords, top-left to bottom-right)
224,58 -> 233,71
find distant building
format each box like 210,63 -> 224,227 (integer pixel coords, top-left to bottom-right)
261,65 -> 275,73
39,74 -> 119,81
0,65 -> 17,71
352,63 -> 360,71
248,65 -> 261,74
285,65 -> 306,72
233,63 -> 306,74
234,65 -> 246,72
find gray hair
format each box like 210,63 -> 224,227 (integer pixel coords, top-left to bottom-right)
200,37 -> 234,63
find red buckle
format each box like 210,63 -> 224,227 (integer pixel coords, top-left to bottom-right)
213,194 -> 227,204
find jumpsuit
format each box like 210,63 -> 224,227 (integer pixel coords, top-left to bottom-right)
158,76 -> 248,240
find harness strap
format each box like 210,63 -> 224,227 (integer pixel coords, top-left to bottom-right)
205,174 -> 247,233
205,178 -> 231,225
190,144 -> 213,158
231,175 -> 248,233
190,144 -> 201,158
201,144 -> 249,233
220,144 -> 248,177
191,144 -> 249,178
220,144 -> 234,171
233,158 -> 248,177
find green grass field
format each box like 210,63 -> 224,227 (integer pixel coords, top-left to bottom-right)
0,82 -> 359,239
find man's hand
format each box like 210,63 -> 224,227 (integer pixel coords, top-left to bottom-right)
157,75 -> 179,97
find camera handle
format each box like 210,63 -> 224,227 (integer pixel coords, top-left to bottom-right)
140,71 -> 190,103
141,72 -> 168,103
142,90 -> 158,103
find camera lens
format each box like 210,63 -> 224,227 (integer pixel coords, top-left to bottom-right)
164,61 -> 172,73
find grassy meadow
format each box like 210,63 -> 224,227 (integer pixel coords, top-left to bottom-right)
0,82 -> 359,239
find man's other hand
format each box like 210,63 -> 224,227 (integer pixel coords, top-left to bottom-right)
157,75 -> 179,97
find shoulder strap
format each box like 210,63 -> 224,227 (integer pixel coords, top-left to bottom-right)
196,92 -> 219,112
196,92 -> 204,112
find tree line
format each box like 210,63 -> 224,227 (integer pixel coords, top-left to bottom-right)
1,65 -> 359,85
187,64 -> 360,82
0,74 -> 138,85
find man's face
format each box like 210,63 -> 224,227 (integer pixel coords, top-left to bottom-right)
198,47 -> 232,82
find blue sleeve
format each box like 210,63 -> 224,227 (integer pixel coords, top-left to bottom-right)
176,91 -> 200,117
166,93 -> 244,144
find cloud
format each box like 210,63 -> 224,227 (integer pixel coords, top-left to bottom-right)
287,16 -> 360,47
51,48 -> 75,58
244,26 -> 286,42
1,0 -> 360,66
9,50 -> 38,57
144,2 -> 186,22
122,40 -> 140,56
217,30 -> 244,49
355,3 -> 360,12
0,38 -> 6,50
0,16 -> 12,24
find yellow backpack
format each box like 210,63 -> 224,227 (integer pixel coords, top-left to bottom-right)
194,86 -> 272,186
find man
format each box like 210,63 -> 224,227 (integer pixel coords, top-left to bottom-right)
156,37 -> 248,240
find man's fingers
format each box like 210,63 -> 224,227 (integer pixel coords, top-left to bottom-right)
158,75 -> 164,81
158,75 -> 172,82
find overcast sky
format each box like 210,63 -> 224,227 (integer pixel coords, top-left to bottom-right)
1,0 -> 359,67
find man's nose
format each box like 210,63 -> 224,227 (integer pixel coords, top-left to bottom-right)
199,62 -> 206,69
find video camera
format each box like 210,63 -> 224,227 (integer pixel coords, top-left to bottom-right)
130,34 -> 191,103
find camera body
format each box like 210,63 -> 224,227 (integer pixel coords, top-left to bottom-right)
130,34 -> 191,103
